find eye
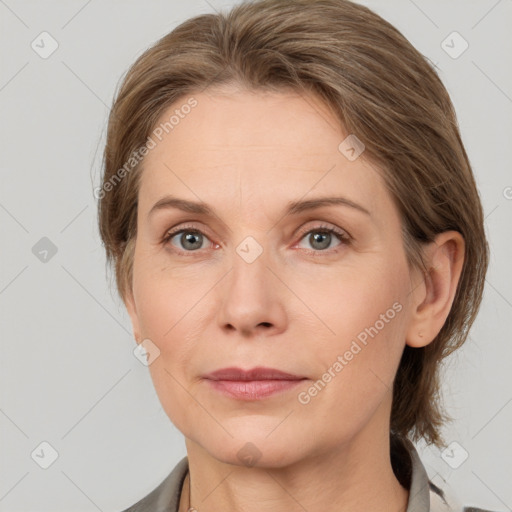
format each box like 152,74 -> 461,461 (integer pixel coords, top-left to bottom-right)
295,224 -> 350,253
163,226 -> 213,253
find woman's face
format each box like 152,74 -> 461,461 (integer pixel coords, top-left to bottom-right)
126,86 -> 419,466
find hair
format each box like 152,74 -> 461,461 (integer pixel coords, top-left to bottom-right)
97,0 -> 489,447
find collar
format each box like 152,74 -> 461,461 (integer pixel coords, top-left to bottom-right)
404,438 -> 433,512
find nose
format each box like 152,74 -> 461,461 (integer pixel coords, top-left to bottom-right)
216,243 -> 287,338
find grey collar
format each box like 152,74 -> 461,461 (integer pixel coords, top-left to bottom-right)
405,438 -> 432,512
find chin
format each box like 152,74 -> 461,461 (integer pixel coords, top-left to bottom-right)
190,424 -> 310,469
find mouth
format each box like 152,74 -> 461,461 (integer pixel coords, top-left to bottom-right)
202,366 -> 308,401
203,366 -> 306,381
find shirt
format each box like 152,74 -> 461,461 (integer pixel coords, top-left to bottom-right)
120,439 -> 496,512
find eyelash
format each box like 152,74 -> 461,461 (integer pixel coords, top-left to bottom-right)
162,222 -> 351,257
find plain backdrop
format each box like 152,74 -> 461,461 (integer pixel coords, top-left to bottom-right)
1,0 -> 511,510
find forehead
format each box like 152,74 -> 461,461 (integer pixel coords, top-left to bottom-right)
138,88 -> 392,220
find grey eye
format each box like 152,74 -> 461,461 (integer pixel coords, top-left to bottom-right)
171,231 -> 206,251
307,231 -> 333,250
297,228 -> 344,252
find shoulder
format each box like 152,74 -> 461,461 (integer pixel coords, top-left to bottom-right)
429,481 -> 500,512
400,436 -> 500,512
119,456 -> 189,512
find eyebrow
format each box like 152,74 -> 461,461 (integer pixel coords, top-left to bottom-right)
148,195 -> 371,219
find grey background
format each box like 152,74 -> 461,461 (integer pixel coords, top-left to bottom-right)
0,0 -> 511,510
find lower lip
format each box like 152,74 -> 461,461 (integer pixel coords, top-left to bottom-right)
205,379 -> 306,400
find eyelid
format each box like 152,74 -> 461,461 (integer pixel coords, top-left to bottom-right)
294,221 -> 351,242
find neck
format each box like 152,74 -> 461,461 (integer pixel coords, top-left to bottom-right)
181,411 -> 409,512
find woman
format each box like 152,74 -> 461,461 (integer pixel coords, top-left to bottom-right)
97,0 -> 493,510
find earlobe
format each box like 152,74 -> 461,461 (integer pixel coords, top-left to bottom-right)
405,231 -> 465,348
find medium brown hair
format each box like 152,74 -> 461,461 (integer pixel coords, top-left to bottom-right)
97,0 -> 489,447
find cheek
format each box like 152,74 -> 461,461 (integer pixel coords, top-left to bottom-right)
294,293 -> 407,445
135,280 -> 199,378
136,282 -> 200,433
132,263 -> 211,421
293,258 -> 407,348
301,260 -> 409,399
132,253 -> 209,339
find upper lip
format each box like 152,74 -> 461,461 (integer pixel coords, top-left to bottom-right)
203,366 -> 306,381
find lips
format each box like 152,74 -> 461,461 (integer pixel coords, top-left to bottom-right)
202,366 -> 308,400
203,366 -> 305,381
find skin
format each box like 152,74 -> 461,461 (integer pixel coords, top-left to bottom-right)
124,85 -> 465,512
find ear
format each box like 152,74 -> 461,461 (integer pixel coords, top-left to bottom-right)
124,287 -> 142,344
405,231 -> 465,348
